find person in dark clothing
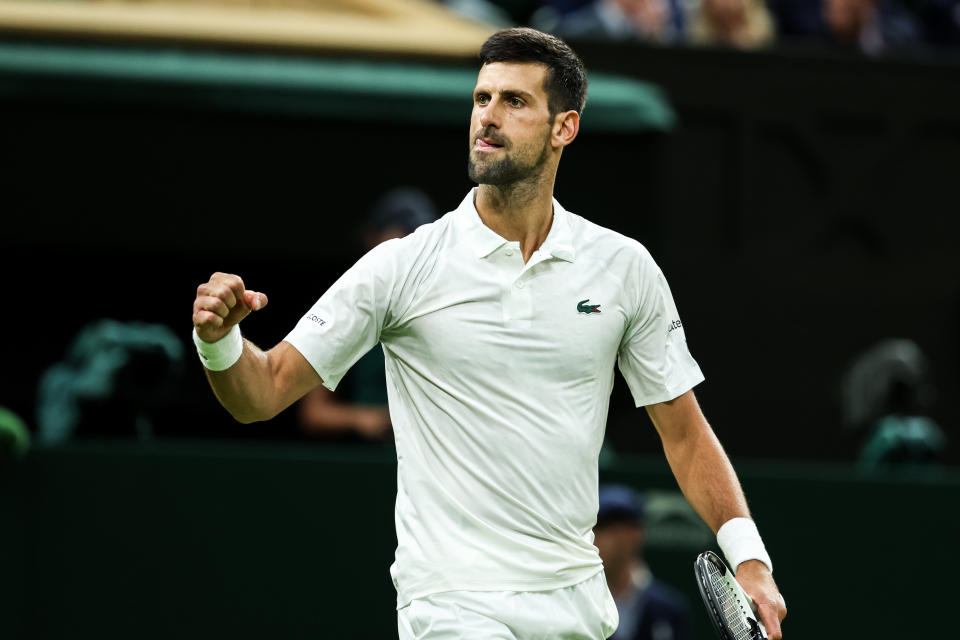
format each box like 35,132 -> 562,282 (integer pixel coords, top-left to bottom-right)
596,485 -> 692,640
549,0 -> 686,44
297,188 -> 437,442
769,0 -> 926,54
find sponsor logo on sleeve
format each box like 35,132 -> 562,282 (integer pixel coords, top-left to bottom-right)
306,314 -> 326,326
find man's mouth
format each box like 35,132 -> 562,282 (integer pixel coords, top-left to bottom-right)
474,137 -> 505,151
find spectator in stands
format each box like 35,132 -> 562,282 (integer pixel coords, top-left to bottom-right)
842,338 -> 947,467
595,484 -> 691,640
298,188 -> 437,442
443,0 -> 515,27
544,0 -> 687,43
687,0 -> 775,49
36,320 -> 185,444
769,0 -> 925,55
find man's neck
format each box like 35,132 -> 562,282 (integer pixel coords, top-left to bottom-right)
475,173 -> 556,263
606,562 -> 634,599
607,559 -> 651,601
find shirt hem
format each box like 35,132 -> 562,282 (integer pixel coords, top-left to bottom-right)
281,335 -> 340,392
631,370 -> 705,408
395,566 -> 605,610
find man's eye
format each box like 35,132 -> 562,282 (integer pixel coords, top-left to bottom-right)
476,95 -> 489,105
509,98 -> 523,107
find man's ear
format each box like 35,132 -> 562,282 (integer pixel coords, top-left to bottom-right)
551,110 -> 580,149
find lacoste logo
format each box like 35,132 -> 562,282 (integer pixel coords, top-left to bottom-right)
577,299 -> 601,314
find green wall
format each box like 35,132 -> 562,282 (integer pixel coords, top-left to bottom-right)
2,443 -> 957,638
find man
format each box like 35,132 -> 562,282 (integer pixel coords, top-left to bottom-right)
594,485 -> 690,640
550,0 -> 686,44
770,0 -> 923,55
191,28 -> 786,639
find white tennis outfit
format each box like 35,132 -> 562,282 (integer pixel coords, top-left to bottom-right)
284,190 -> 703,638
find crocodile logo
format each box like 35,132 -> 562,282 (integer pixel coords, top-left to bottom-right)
577,299 -> 601,314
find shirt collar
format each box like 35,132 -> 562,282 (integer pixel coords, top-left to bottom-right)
456,188 -> 576,263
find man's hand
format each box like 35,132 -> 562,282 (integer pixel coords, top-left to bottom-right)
735,559 -> 787,639
193,272 -> 268,343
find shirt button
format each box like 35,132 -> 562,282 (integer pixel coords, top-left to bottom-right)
515,280 -> 524,289
505,249 -> 514,257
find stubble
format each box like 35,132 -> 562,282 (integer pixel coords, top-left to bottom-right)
468,128 -> 551,187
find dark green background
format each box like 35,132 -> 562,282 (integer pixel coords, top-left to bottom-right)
1,35 -> 959,640
2,443 -> 958,638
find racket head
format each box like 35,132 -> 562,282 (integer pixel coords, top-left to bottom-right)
694,551 -> 768,640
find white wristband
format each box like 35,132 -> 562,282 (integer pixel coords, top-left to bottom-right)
192,325 -> 243,371
717,517 -> 773,574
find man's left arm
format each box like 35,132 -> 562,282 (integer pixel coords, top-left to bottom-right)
646,389 -> 788,639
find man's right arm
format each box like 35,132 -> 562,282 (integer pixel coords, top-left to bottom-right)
193,272 -> 322,423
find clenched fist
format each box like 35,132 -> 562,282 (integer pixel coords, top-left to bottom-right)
193,272 -> 268,343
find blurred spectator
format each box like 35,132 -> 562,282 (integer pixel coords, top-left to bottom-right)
0,406 -> 30,459
595,485 -> 692,640
770,0 -> 926,55
298,188 -> 437,442
36,319 -> 185,445
842,338 -> 947,467
444,0 -> 515,26
542,0 -> 687,43
768,0 -> 827,35
686,0 -> 775,49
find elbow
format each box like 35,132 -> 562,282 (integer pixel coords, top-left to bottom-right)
232,412 -> 261,425
229,405 -> 275,425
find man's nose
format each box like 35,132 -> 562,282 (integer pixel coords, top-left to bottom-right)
479,102 -> 500,128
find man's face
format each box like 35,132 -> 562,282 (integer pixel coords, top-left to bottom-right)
616,0 -> 669,36
824,0 -> 872,39
593,522 -> 643,571
468,62 -> 555,186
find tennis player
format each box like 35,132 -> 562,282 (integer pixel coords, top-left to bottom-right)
191,28 -> 787,640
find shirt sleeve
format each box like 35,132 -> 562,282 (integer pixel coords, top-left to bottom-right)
617,250 -> 704,407
283,240 -> 400,391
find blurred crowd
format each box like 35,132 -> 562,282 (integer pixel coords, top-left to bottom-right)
3,187 -> 947,469
446,0 -> 960,54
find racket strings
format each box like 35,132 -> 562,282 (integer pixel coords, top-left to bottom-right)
706,561 -> 755,640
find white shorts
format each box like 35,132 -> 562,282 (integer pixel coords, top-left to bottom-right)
397,570 -> 619,640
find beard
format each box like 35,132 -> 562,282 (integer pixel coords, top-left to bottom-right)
467,129 -> 551,186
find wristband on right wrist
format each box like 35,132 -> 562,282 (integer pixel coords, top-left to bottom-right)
192,325 -> 243,371
717,517 -> 773,574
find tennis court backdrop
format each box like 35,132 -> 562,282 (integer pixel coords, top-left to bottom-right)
1,443 -> 958,638
1,4 -> 959,639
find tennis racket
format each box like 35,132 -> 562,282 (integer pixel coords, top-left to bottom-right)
694,551 -> 767,640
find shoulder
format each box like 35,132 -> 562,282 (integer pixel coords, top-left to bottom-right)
376,212 -> 454,255
360,212 -> 456,270
564,209 -> 659,277
355,212 -> 456,323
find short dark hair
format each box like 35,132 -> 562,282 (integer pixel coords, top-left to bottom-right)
478,28 -> 587,117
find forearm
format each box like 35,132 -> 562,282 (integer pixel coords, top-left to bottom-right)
647,392 -> 749,533
663,419 -> 749,533
204,338 -> 280,424
647,391 -> 786,636
302,401 -> 386,432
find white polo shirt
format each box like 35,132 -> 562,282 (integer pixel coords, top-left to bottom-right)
285,189 -> 703,607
